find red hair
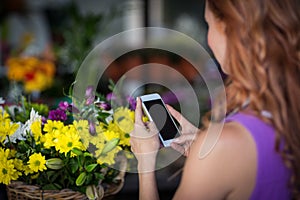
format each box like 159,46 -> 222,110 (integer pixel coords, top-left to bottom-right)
206,0 -> 300,198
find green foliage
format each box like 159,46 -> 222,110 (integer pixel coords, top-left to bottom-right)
5,96 -> 49,123
56,2 -> 120,73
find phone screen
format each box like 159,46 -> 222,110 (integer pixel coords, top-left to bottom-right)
143,99 -> 179,140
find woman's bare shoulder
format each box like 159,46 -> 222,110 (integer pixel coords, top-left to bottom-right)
174,122 -> 257,200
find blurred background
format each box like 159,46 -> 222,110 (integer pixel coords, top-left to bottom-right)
0,0 -> 213,99
0,0 -> 222,199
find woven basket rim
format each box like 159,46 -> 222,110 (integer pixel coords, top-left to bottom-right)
7,181 -> 88,200
6,155 -> 127,199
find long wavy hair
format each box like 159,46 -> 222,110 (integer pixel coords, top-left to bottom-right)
206,0 -> 300,198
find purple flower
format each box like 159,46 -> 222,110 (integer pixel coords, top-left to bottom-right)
127,96 -> 136,110
58,101 -> 69,111
89,121 -> 96,135
106,92 -> 116,101
85,97 -> 94,106
95,101 -> 111,111
85,86 -> 94,98
48,109 -> 67,121
41,116 -> 47,125
85,86 -> 95,105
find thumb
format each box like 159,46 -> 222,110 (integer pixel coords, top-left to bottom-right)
135,97 -> 144,126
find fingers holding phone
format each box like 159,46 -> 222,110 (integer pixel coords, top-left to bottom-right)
140,93 -> 181,147
132,93 -> 199,158
166,104 -> 199,156
130,98 -> 160,166
171,133 -> 197,156
166,104 -> 199,135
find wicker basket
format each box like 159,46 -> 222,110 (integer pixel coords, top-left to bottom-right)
6,156 -> 127,200
7,175 -> 125,200
7,182 -> 88,200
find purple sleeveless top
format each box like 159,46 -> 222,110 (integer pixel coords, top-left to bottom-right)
225,112 -> 291,200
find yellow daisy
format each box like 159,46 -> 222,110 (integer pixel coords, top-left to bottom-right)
0,120 -> 19,143
43,129 -> 61,149
13,158 -> 25,171
56,127 -> 84,156
96,146 -> 121,165
24,165 -> 35,176
30,120 -> 42,143
0,110 -> 10,122
0,159 -> 18,185
43,120 -> 65,133
74,120 -> 90,149
73,120 -> 89,132
28,153 -> 47,172
113,107 -> 134,133
107,122 -> 130,147
104,130 -> 120,141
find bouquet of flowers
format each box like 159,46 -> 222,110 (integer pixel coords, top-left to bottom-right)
0,85 -> 135,199
5,56 -> 56,93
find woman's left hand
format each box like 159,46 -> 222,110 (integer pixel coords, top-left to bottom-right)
130,97 -> 160,172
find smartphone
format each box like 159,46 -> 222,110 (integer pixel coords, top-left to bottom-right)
140,93 -> 180,147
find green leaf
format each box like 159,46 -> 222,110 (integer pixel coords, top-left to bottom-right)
94,172 -> 105,180
101,138 -> 119,155
46,158 -> 64,170
97,112 -> 110,118
69,159 -> 79,174
85,173 -> 93,185
86,185 -> 97,200
83,152 -> 93,157
72,148 -> 83,156
76,172 -> 87,186
86,164 -> 98,173
46,171 -> 60,183
78,154 -> 84,167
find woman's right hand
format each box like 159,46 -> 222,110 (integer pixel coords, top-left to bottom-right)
130,98 -> 160,172
167,105 -> 199,156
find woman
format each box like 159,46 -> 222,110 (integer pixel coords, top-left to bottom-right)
130,0 -> 300,199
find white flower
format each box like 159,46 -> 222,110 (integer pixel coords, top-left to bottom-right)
0,98 -> 5,111
5,122 -> 26,143
0,97 -> 4,105
23,108 -> 42,134
0,103 -> 26,143
104,109 -> 114,124
3,108 -> 42,144
29,108 -> 42,123
6,105 -> 23,119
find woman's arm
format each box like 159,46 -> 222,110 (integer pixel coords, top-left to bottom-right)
131,99 -> 257,199
138,160 -> 159,200
130,98 -> 160,200
173,122 -> 257,200
136,142 -> 159,200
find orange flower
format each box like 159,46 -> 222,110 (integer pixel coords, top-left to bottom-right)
6,56 -> 56,92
